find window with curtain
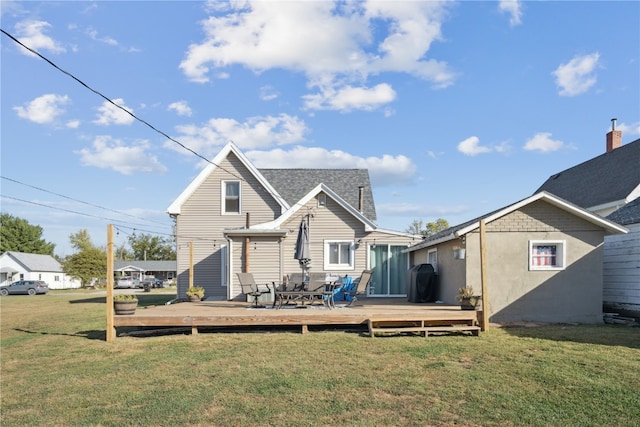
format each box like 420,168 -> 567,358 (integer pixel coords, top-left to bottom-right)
324,241 -> 354,270
222,181 -> 240,214
529,240 -> 565,270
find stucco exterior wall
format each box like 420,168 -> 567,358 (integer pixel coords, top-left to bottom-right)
411,201 -> 608,323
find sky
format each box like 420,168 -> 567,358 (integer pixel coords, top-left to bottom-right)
1,0 -> 639,257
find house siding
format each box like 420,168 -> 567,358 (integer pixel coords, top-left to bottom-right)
603,223 -> 640,315
226,193 -> 415,300
175,153 -> 283,298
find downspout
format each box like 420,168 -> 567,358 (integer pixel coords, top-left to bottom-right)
244,212 -> 250,272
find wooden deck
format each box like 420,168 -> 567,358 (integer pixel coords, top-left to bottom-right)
112,298 -> 482,337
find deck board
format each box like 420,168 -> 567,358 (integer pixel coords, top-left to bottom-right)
112,298 -> 480,336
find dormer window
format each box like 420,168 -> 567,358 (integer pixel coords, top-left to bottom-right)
222,181 -> 240,214
317,194 -> 327,208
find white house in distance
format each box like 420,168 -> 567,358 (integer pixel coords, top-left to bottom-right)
0,251 -> 81,289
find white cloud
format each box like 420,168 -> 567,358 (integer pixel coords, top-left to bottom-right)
523,132 -> 564,152
14,20 -> 65,55
247,145 -> 417,186
616,121 -> 640,137
76,135 -> 168,175
376,202 -> 469,218
168,101 -> 193,116
303,83 -> 397,111
552,53 -> 600,96
66,119 -> 80,129
13,94 -> 69,124
179,1 -> 456,112
93,98 -> 135,125
86,28 -> 118,46
457,136 -> 492,156
259,85 -> 279,101
498,1 -> 523,27
169,114 -> 308,158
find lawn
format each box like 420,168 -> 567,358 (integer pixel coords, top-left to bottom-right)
1,291 -> 639,426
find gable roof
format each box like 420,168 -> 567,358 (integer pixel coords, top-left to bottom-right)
535,138 -> 640,210
607,197 -> 640,226
1,251 -> 62,272
250,183 -> 378,232
259,168 -> 376,221
405,191 -> 628,252
167,142 -> 289,215
167,142 -> 378,223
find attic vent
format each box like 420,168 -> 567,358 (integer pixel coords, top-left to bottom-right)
551,173 -> 562,180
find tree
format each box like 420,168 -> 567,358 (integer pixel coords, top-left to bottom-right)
425,218 -> 450,237
61,230 -> 106,287
406,218 -> 450,237
0,213 -> 55,255
128,233 -> 176,260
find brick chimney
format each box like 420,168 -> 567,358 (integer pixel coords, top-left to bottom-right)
606,118 -> 622,153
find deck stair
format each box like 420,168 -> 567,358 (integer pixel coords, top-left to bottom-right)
368,316 -> 480,338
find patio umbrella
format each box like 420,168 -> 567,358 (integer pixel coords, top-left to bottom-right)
294,219 -> 311,277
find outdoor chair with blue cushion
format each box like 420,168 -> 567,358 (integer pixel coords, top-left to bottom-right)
236,273 -> 272,308
342,270 -> 373,306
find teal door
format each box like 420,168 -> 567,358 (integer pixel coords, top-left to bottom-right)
369,244 -> 409,296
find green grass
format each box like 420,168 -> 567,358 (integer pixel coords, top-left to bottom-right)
1,292 -> 639,426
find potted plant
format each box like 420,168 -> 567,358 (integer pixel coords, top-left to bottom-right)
113,294 -> 138,315
456,287 -> 479,310
186,286 -> 205,302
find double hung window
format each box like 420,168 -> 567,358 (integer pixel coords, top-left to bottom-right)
222,181 -> 240,214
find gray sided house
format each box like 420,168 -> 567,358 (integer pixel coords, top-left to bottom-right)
167,142 -> 417,301
537,129 -> 640,317
114,260 -> 177,282
405,192 -> 627,324
0,251 -> 81,289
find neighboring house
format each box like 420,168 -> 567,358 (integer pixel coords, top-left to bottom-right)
405,192 -> 627,324
604,198 -> 640,317
114,260 -> 177,282
167,142 -> 417,301
536,125 -> 640,317
0,251 -> 82,289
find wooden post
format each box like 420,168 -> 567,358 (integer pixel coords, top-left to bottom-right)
106,224 -> 115,342
479,220 -> 489,331
189,241 -> 193,289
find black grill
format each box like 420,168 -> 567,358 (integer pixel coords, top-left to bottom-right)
407,264 -> 437,303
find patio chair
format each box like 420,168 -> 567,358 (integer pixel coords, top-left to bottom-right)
236,273 -> 272,308
343,269 -> 373,306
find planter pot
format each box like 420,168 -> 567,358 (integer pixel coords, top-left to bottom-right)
187,295 -> 202,302
114,300 -> 138,315
459,297 -> 479,311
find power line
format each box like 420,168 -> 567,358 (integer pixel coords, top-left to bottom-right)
1,176 -> 168,226
0,195 -> 170,231
0,27 -> 245,182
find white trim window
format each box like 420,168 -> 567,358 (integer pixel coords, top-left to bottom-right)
317,194 -> 327,208
529,240 -> 566,271
222,181 -> 241,214
324,240 -> 355,270
427,248 -> 438,272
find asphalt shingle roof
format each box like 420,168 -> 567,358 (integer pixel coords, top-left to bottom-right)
259,169 -> 377,221
607,197 -> 640,226
536,138 -> 640,208
5,251 -> 62,272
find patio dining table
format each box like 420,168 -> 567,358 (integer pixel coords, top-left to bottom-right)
273,279 -> 341,309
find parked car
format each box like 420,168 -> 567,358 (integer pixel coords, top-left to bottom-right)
0,280 -> 49,296
139,278 -> 164,289
116,277 -> 139,289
